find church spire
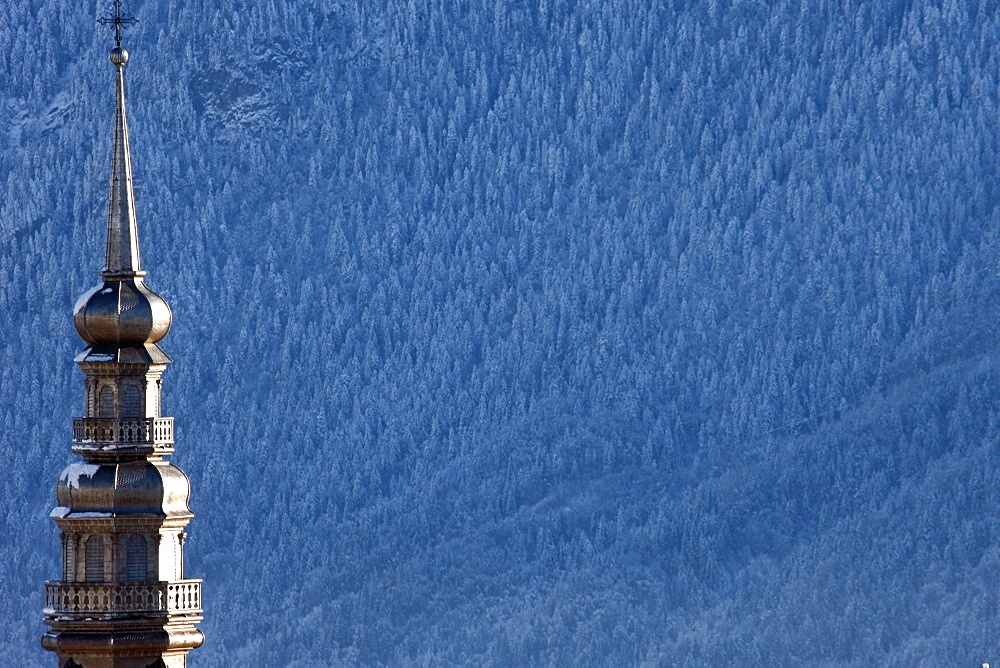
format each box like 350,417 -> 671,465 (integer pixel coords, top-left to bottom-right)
73,25 -> 171,352
103,44 -> 143,277
100,1 -> 142,277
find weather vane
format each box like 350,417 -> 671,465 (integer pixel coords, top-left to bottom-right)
97,0 -> 138,48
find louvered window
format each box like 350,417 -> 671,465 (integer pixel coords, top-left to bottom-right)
99,386 -> 115,418
126,534 -> 147,582
123,384 -> 142,418
85,536 -> 104,582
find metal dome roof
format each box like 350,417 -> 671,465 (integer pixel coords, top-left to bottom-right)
73,277 -> 171,346
53,461 -> 192,520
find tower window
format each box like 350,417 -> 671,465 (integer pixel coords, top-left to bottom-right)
123,384 -> 142,418
98,386 -> 115,418
126,534 -> 147,582
85,536 -> 104,582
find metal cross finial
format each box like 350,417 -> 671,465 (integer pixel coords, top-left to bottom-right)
97,0 -> 138,48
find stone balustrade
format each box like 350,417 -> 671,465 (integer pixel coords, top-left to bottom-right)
72,417 -> 174,447
44,580 -> 201,618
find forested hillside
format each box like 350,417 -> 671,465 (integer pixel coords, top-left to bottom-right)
2,0 -> 999,664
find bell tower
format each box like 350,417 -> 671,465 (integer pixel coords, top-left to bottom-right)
42,4 -> 204,666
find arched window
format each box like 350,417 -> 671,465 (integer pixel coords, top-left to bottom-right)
85,536 -> 104,582
126,534 -> 147,582
122,384 -> 142,418
98,386 -> 115,418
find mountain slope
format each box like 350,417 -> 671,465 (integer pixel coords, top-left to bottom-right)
1,0 -> 998,664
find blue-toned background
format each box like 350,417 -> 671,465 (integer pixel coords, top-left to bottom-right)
2,0 -> 999,663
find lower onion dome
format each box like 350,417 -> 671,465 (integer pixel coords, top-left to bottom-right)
53,461 -> 192,519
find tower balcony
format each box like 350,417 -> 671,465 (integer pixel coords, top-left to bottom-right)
72,417 -> 174,458
43,580 -> 201,621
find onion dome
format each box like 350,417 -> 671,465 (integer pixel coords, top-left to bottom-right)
52,461 -> 193,520
73,44 -> 172,348
74,278 -> 171,345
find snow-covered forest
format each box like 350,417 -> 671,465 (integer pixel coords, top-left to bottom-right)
2,0 -> 999,663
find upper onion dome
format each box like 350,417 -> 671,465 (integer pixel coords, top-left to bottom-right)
73,277 -> 171,345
